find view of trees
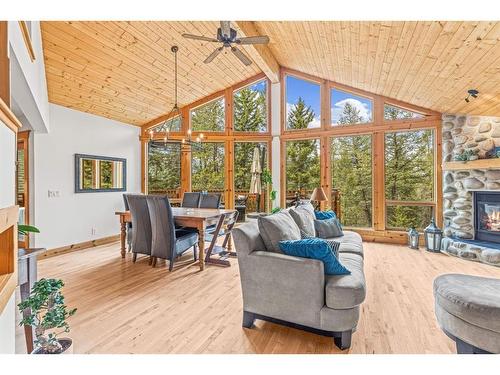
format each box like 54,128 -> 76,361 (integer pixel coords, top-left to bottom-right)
331,102 -> 372,227
384,105 -> 434,229
100,161 -> 113,189
191,142 -> 225,194
147,142 -> 181,195
233,81 -> 267,132
285,97 -> 320,199
191,98 -> 225,132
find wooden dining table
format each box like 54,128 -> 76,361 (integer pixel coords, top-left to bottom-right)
115,207 -> 236,270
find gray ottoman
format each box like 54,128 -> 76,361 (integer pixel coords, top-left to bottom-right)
433,274 -> 500,354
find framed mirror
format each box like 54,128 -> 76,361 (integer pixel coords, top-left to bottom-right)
75,154 -> 126,193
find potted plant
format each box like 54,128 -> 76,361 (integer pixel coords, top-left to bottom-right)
262,168 -> 279,213
18,278 -> 77,354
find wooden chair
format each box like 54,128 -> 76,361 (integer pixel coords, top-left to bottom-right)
204,211 -> 239,267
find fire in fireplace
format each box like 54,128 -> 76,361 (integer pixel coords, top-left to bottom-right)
474,192 -> 500,243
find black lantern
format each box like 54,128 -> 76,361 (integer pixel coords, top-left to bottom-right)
407,227 -> 419,249
424,219 -> 443,253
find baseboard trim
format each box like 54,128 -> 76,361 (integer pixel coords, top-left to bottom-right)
41,234 -> 120,259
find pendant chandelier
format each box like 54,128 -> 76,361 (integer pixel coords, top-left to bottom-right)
149,45 -> 204,147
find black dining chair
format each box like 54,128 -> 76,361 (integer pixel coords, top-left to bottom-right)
146,195 -> 199,271
199,193 -> 222,209
181,192 -> 201,208
126,194 -> 153,264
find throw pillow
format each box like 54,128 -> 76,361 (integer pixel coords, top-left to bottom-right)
278,238 -> 350,275
314,218 -> 344,238
289,206 -> 315,237
325,239 -> 340,259
314,210 -> 337,220
258,210 -> 301,253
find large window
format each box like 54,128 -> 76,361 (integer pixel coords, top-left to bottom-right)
191,142 -> 225,200
234,142 -> 268,212
285,75 -> 321,130
384,104 -> 424,121
233,80 -> 267,132
285,139 -> 320,205
190,97 -> 225,132
331,135 -> 373,227
385,129 -> 434,230
147,142 -> 181,197
150,116 -> 181,132
331,88 -> 373,125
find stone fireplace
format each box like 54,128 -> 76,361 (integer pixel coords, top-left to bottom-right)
441,114 -> 500,267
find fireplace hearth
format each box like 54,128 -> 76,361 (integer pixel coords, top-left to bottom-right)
474,192 -> 500,243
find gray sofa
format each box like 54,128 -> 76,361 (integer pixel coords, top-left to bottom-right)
233,212 -> 366,350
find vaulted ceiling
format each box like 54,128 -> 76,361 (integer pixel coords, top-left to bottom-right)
41,21 -> 500,126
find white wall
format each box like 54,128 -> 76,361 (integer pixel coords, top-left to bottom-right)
33,104 -> 141,249
9,21 -> 50,133
0,121 -> 16,353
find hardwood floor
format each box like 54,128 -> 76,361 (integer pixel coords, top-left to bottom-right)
15,241 -> 500,354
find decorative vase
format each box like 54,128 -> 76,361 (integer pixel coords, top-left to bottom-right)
31,338 -> 73,354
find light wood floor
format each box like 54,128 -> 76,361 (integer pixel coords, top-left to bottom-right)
15,241 -> 500,354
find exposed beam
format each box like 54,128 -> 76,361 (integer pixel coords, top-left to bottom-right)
234,21 -> 280,84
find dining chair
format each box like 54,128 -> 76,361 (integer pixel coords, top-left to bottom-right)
146,195 -> 199,271
126,194 -> 153,263
204,210 -> 239,267
199,192 -> 222,209
123,193 -> 135,252
181,192 -> 201,208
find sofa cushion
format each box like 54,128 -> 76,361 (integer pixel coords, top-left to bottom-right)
434,274 -> 500,333
327,231 -> 364,258
289,206 -> 316,237
258,210 -> 301,253
279,238 -> 350,275
314,218 -> 343,238
325,253 -> 366,309
314,210 -> 337,220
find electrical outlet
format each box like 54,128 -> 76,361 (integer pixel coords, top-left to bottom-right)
48,190 -> 61,198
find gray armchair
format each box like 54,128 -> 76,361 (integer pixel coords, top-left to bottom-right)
146,195 -> 199,271
127,194 -> 152,263
233,220 -> 365,350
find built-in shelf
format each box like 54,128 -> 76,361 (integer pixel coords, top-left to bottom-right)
443,158 -> 500,171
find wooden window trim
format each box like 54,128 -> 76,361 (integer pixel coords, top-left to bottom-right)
18,21 -> 36,62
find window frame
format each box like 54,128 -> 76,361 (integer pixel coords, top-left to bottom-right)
330,86 -> 374,127
282,72 -> 323,133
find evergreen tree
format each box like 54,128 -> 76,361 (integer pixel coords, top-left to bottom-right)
286,98 -> 320,197
191,99 -> 225,131
147,143 -> 181,194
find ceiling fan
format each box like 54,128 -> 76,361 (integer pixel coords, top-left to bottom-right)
182,21 -> 270,66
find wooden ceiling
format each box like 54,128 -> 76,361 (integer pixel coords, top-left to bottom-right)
41,21 -> 500,126
41,21 -> 261,126
254,21 -> 500,116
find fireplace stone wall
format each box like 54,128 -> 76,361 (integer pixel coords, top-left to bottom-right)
441,113 -> 500,266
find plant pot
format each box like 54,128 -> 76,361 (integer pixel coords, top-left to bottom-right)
31,338 -> 73,354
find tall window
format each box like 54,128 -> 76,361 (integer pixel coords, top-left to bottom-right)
147,142 -> 181,197
150,116 -> 181,132
331,88 -> 373,125
234,142 -> 268,212
331,135 -> 373,227
233,80 -> 267,132
285,75 -> 321,130
191,142 -> 225,200
384,104 -> 424,121
385,129 -> 434,230
285,139 -> 320,204
190,97 -> 225,132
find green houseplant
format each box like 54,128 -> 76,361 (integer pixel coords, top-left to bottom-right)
261,168 -> 279,213
18,278 -> 77,354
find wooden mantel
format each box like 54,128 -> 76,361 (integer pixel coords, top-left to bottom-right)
443,159 -> 500,171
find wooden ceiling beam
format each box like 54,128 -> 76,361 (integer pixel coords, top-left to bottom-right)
234,21 -> 280,84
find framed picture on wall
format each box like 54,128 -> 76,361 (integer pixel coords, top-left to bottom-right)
75,154 -> 127,193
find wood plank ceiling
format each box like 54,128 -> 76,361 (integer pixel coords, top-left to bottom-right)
254,21 -> 500,116
41,21 -> 500,126
41,21 -> 261,126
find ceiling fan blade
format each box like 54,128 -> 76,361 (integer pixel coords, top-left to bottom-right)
231,47 -> 252,66
220,21 -> 231,37
182,33 -> 219,42
204,47 -> 223,64
235,35 -> 270,45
